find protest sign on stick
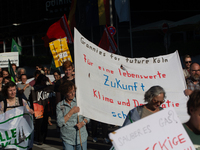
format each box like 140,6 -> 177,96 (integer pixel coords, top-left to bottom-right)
109,107 -> 195,150
49,38 -> 72,68
0,52 -> 19,68
0,106 -> 33,149
74,28 -> 188,126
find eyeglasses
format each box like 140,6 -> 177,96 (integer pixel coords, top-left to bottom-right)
152,99 -> 165,104
185,61 -> 192,64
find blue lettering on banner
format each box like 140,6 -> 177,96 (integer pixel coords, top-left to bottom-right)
141,83 -> 145,91
103,74 -> 145,91
112,111 -> 127,119
103,74 -> 109,86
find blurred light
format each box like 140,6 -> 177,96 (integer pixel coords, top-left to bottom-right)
13,23 -> 20,26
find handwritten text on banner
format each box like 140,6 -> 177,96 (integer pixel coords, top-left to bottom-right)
74,28 -> 188,126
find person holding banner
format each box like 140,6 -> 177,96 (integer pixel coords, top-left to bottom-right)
123,85 -> 165,126
0,81 -> 34,114
56,80 -> 89,150
183,90 -> 200,149
110,86 -> 166,150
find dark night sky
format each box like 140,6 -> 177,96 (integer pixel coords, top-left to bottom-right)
130,0 -> 200,27
0,0 -> 200,57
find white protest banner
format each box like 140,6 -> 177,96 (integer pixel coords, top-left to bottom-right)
0,52 -> 19,68
109,107 -> 195,150
0,106 -> 33,150
74,28 -> 188,126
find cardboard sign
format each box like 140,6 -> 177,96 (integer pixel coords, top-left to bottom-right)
0,52 -> 19,68
109,108 -> 195,150
74,28 -> 189,126
49,38 -> 72,68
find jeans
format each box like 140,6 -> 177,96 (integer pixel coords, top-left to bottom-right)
63,140 -> 87,150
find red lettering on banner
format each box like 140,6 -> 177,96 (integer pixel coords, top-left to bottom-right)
132,99 -> 179,108
132,99 -> 145,107
118,69 -> 121,75
93,89 -> 114,103
172,137 -> 178,145
117,99 -> 130,106
157,71 -> 161,78
161,100 -> 179,108
145,133 -> 189,150
153,143 -> 157,150
98,66 -> 114,74
93,89 -> 98,98
118,70 -> 167,80
123,72 -> 126,77
178,134 -> 186,144
83,54 -> 93,66
159,139 -> 167,150
162,74 -> 166,78
167,137 -> 173,149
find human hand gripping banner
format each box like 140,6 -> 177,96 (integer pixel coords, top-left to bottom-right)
0,106 -> 33,149
74,28 -> 188,126
49,38 -> 72,68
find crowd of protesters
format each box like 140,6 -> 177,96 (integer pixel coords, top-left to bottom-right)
0,56 -> 200,149
0,61 -> 109,150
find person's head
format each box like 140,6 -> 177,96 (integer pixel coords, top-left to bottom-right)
36,64 -> 43,71
62,61 -> 74,78
17,68 -> 26,77
187,90 -> 200,134
190,63 -> 200,81
20,74 -> 27,84
184,55 -> 192,69
3,76 -> 11,85
44,67 -> 48,75
144,85 -> 166,110
20,68 -> 25,75
11,63 -> 17,72
2,81 -> 16,98
2,69 -> 9,78
34,70 -> 41,80
53,70 -> 61,81
59,80 -> 76,101
34,74 -> 48,86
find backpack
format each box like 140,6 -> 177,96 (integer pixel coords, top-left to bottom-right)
4,97 -> 23,112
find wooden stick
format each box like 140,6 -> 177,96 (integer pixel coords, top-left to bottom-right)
77,115 -> 83,150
